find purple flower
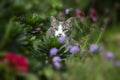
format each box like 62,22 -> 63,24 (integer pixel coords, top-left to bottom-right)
65,8 -> 70,14
106,52 -> 114,59
57,37 -> 66,44
89,44 -> 99,53
53,62 -> 61,69
69,46 -> 79,54
89,8 -> 98,22
113,61 -> 120,67
52,56 -> 61,62
50,47 -> 58,56
52,56 -> 61,69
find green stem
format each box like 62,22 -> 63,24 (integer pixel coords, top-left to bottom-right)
96,24 -> 107,44
74,19 -> 83,32
69,53 -> 75,62
95,31 -> 103,44
83,37 -> 89,48
0,22 -> 12,50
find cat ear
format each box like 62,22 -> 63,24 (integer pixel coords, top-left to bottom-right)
50,16 -> 57,27
65,17 -> 74,28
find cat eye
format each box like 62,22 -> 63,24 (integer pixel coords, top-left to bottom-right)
63,29 -> 68,32
54,28 -> 58,30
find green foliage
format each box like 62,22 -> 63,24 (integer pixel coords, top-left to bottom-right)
0,0 -> 119,80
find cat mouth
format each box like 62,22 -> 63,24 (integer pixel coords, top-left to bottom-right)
55,35 -> 66,38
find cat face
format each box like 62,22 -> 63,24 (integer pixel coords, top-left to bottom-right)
50,16 -> 73,37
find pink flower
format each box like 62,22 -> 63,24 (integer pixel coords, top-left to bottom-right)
3,52 -> 29,73
89,8 -> 98,22
75,9 -> 85,20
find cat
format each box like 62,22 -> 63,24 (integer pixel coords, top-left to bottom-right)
46,16 -> 78,46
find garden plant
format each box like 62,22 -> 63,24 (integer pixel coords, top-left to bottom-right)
0,0 -> 120,80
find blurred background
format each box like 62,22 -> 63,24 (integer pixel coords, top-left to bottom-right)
0,0 -> 120,80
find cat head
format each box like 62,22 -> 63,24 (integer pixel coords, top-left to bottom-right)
50,16 -> 74,37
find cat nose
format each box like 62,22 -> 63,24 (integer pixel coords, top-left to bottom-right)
58,34 -> 62,36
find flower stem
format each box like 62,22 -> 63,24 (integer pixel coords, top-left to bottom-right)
0,21 -> 12,50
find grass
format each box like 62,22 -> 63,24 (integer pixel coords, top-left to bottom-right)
102,24 -> 120,56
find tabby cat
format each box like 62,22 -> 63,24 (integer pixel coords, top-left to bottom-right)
46,16 -> 78,46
